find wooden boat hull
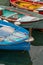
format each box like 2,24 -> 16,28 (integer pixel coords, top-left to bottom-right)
0,42 -> 30,51
0,20 -> 30,51
0,8 -> 41,24
10,0 -> 43,12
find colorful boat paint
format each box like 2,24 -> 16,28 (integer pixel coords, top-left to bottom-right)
0,7 -> 40,24
10,0 -> 43,11
0,20 -> 30,51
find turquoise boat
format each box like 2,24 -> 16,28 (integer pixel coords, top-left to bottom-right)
0,20 -> 30,51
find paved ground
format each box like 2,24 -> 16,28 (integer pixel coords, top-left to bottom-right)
30,30 -> 43,65
0,0 -> 10,6
30,45 -> 43,65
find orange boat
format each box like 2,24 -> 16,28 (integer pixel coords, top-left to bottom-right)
10,0 -> 43,11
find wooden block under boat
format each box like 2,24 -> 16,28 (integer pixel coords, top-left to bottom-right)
39,29 -> 43,32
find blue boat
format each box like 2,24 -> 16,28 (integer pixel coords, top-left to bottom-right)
0,20 -> 30,51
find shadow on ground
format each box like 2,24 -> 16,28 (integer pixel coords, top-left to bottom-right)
32,29 -> 43,46
0,50 -> 32,65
